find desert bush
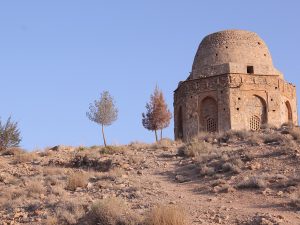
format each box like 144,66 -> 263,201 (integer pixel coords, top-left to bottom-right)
66,172 -> 88,191
0,116 -> 21,151
289,127 -> 300,141
178,141 -> 213,157
83,197 -> 140,225
199,165 -> 215,176
43,216 -> 58,225
56,198 -> 86,224
70,155 -> 112,171
262,133 -> 286,144
290,192 -> 300,209
144,205 -> 187,225
237,176 -> 267,189
221,162 -> 241,174
26,179 -> 46,197
152,138 -> 174,150
100,145 -> 124,155
0,147 -> 24,156
13,151 -> 38,164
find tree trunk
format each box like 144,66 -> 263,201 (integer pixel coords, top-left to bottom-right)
160,129 -> 163,140
101,124 -> 107,147
154,130 -> 158,142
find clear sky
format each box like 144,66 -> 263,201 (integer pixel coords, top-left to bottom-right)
0,1 -> 299,150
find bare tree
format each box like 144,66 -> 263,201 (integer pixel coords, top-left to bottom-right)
87,91 -> 118,147
0,116 -> 21,151
142,86 -> 172,142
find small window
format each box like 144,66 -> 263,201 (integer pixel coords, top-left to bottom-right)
238,97 -> 241,100
247,66 -> 254,74
237,108 -> 240,111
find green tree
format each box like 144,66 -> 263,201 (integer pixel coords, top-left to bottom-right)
0,116 -> 21,151
142,86 -> 172,142
87,91 -> 118,147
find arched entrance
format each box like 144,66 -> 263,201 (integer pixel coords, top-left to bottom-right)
177,106 -> 183,139
200,97 -> 218,132
285,101 -> 293,123
247,95 -> 267,130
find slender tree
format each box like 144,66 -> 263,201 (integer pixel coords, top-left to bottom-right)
142,86 -> 172,142
0,116 -> 21,151
86,91 -> 118,147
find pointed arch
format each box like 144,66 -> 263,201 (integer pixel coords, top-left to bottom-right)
176,106 -> 184,139
200,97 -> 218,132
285,101 -> 293,123
247,95 -> 267,130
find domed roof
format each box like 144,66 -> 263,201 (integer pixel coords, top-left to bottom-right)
191,30 -> 281,78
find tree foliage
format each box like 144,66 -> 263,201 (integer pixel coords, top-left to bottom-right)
0,116 -> 21,151
142,86 -> 172,141
87,91 -> 118,146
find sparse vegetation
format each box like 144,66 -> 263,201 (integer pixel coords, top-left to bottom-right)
144,205 -> 187,225
66,172 -> 89,191
237,176 -> 267,189
178,140 -> 213,157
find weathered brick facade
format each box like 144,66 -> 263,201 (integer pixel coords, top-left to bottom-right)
174,30 -> 298,141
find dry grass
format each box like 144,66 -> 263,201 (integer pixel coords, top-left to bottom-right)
237,176 -> 267,189
290,192 -> 300,210
66,172 -> 88,191
26,179 -> 46,197
144,205 -> 187,225
56,198 -> 86,224
152,138 -> 174,150
289,126 -> 300,142
83,197 -> 140,225
100,145 -> 125,155
178,141 -> 213,157
13,151 -> 38,164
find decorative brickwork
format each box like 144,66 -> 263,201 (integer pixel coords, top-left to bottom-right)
174,30 -> 298,141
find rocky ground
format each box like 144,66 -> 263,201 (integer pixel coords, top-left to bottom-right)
0,126 -> 300,225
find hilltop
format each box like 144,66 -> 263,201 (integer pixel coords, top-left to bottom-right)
0,126 -> 300,225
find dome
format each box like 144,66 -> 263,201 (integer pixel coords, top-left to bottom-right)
190,30 -> 281,78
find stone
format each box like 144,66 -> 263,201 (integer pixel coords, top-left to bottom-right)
174,30 -> 297,141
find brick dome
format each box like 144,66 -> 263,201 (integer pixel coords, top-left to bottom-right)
191,30 -> 281,78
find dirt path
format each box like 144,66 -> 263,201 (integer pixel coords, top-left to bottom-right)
141,150 -> 300,224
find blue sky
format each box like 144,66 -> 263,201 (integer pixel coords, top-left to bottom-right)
0,1 -> 299,150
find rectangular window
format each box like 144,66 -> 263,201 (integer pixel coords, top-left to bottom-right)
247,66 -> 254,74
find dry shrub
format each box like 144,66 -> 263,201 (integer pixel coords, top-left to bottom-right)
83,197 -> 140,225
178,141 -> 213,157
66,172 -> 88,191
13,151 -> 38,164
289,127 -> 300,141
56,198 -> 86,224
262,133 -> 286,144
0,187 -> 25,210
152,138 -> 174,149
100,145 -> 124,155
199,165 -> 215,176
195,132 -> 216,143
70,155 -> 112,171
106,167 -> 124,180
144,205 -> 187,225
0,147 -> 24,156
43,216 -> 58,225
43,166 -> 64,176
128,141 -> 149,150
237,176 -> 267,189
290,191 -> 300,209
26,179 -> 46,197
221,162 -> 241,174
